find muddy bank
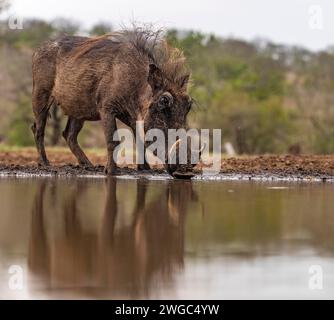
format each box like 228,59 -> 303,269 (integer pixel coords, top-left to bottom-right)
0,148 -> 162,178
1,149 -> 334,180
220,154 -> 334,179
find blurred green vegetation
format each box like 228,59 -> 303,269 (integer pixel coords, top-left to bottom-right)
168,30 -> 334,154
7,94 -> 34,146
0,10 -> 334,154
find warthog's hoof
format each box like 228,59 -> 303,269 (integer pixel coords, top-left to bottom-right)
138,163 -> 151,171
78,161 -> 94,170
78,160 -> 94,168
104,166 -> 116,176
82,165 -> 94,171
38,159 -> 50,167
172,171 -> 196,180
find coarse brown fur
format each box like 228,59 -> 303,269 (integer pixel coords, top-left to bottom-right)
31,27 -> 193,176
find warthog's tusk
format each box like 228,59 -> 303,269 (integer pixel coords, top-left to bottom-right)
169,140 -> 207,162
193,142 -> 207,158
168,139 -> 182,160
199,143 -> 206,154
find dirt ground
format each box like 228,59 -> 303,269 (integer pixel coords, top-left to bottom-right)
1,148 -> 334,179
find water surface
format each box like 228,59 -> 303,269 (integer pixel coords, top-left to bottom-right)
0,177 -> 334,299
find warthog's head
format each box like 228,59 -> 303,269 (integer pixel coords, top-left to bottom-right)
144,63 -> 202,179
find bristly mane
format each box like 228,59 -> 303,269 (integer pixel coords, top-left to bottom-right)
72,27 -> 190,88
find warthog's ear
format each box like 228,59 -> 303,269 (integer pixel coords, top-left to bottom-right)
148,64 -> 164,91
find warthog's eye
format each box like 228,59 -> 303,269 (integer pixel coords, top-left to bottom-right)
183,97 -> 193,115
187,98 -> 193,112
158,92 -> 173,109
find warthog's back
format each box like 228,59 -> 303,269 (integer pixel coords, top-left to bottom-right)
33,34 -> 149,121
32,36 -> 89,91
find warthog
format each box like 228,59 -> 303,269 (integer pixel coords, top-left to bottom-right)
31,28 -> 201,178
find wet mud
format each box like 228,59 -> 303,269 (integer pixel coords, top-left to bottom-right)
1,149 -> 334,181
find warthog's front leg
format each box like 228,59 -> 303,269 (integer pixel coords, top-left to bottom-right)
130,127 -> 151,171
62,117 -> 93,167
137,160 -> 151,171
100,110 -> 118,175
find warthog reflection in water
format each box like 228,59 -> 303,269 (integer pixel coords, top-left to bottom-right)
28,179 -> 199,298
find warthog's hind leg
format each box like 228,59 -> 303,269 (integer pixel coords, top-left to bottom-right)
31,105 -> 51,166
62,117 -> 93,167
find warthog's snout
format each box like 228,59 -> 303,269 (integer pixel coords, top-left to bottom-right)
172,171 -> 196,179
166,139 -> 204,179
